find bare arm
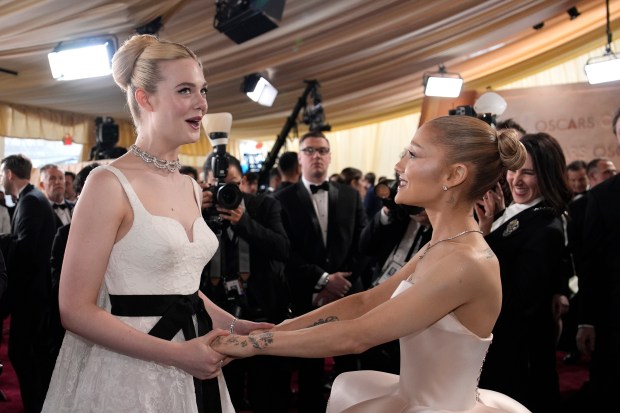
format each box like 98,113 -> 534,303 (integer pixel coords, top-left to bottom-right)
273,260 -> 411,333
212,248 -> 497,358
199,290 -> 273,334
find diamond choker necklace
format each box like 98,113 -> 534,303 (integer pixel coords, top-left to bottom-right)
130,144 -> 181,173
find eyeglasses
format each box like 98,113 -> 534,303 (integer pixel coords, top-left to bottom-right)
300,147 -> 330,156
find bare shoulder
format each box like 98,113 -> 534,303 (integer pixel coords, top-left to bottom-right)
82,164 -> 117,187
439,243 -> 499,289
73,166 -> 127,218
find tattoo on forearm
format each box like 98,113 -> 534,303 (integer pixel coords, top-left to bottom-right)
213,333 -> 273,351
248,332 -> 273,349
308,315 -> 339,328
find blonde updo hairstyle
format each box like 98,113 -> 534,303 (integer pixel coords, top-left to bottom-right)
111,34 -> 202,129
425,115 -> 526,201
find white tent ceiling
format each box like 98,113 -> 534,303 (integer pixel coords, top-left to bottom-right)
0,0 -> 618,139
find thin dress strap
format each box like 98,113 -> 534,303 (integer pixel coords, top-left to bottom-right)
99,164 -> 148,226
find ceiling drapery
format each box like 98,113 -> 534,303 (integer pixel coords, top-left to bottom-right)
0,0 -> 619,149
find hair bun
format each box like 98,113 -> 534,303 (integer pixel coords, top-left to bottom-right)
497,128 -> 526,171
111,34 -> 159,91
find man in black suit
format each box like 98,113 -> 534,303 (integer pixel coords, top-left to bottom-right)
201,153 -> 292,413
565,157 -> 618,363
48,163 -> 100,369
274,131 -> 367,413
39,164 -> 74,228
0,154 -> 56,413
274,151 -> 300,193
576,108 -> 620,410
0,250 -> 7,305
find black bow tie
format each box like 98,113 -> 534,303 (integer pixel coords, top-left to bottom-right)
53,203 -> 68,210
310,182 -> 330,194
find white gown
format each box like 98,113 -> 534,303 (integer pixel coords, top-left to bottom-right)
326,281 -> 531,413
42,165 -> 234,413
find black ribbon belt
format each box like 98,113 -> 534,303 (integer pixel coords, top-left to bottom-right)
110,291 -> 222,413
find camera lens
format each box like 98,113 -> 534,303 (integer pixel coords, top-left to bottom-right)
217,183 -> 243,210
375,180 -> 393,199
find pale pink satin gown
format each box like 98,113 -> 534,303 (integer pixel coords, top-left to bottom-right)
326,281 -> 531,413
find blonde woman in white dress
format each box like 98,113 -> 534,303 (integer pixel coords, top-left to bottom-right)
42,34 -> 270,413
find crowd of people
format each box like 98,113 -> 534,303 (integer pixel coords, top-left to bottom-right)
0,33 -> 618,413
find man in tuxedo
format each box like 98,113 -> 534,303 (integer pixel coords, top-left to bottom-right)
63,170 -> 77,203
39,164 -> 74,228
566,157 -> 617,361
576,108 -> 620,410
274,131 -> 367,413
566,159 -> 589,199
0,154 -> 56,413
201,153 -> 292,413
274,151 -> 300,193
49,163 -> 100,368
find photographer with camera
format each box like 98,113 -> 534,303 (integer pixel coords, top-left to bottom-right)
201,152 -> 292,413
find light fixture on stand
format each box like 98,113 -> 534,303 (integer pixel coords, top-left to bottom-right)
48,36 -> 116,81
474,91 -> 507,126
242,73 -> 278,106
584,0 -> 620,84
423,64 -> 463,98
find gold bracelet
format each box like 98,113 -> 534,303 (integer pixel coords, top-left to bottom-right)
229,317 -> 238,334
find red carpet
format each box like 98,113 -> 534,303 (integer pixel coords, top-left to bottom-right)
0,317 -> 23,413
557,350 -> 591,412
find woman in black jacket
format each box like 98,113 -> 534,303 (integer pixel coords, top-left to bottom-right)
476,132 -> 573,412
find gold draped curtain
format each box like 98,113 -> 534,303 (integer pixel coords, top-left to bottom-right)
0,102 -> 214,164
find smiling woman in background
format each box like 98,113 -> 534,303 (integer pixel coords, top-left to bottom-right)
476,132 -> 573,412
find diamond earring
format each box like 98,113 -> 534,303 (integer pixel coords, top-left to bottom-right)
442,185 -> 448,191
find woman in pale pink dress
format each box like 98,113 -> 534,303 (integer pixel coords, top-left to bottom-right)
214,116 -> 532,413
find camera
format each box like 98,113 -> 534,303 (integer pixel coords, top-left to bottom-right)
201,113 -> 243,232
448,105 -> 495,126
205,147 -> 243,209
302,80 -> 331,133
202,144 -> 243,229
375,179 -> 424,219
89,117 -> 126,160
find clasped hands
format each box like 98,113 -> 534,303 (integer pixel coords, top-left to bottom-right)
178,319 -> 272,380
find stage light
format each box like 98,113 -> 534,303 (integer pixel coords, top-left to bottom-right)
48,36 -> 116,81
585,0 -> 620,84
585,54 -> 620,84
242,73 -> 278,106
423,64 -> 463,98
